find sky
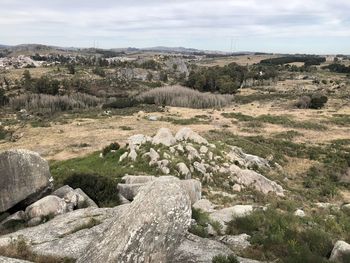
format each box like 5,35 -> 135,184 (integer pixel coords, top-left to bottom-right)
1,0 -> 350,54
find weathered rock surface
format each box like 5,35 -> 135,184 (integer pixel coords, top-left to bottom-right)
330,240 -> 350,263
0,149 -> 52,212
0,257 -> 33,263
217,234 -> 251,251
229,165 -> 284,196
193,199 -> 215,213
173,233 -> 261,263
209,205 -> 253,232
122,175 -> 155,184
177,162 -> 191,179
118,176 -> 201,205
175,127 -> 208,145
53,185 -> 98,209
228,146 -> 270,169
152,128 -> 176,146
0,206 -> 129,259
77,177 -> 192,263
24,195 -> 68,221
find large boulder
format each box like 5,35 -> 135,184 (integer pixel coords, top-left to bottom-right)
122,175 -> 156,184
228,146 -> 270,169
53,185 -> 98,209
0,149 -> 52,212
77,177 -> 192,263
25,195 -> 68,223
0,206 -> 129,259
229,164 -> 284,197
152,128 -> 176,146
175,127 -> 208,145
330,240 -> 350,263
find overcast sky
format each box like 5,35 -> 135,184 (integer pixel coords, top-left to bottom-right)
1,0 -> 350,54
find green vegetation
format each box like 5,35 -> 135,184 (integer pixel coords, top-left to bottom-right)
327,114 -> 350,126
260,55 -> 325,66
222,112 -> 326,130
160,116 -> 210,125
102,142 -> 120,157
322,63 -> 350,74
227,207 -> 350,263
212,254 -> 239,263
296,94 -> 328,109
189,208 -> 222,238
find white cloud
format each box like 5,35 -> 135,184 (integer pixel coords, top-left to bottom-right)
0,0 -> 349,53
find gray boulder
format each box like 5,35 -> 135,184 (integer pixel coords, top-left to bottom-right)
330,240 -> 350,263
228,146 -> 270,169
0,257 -> 33,263
77,177 -> 192,263
122,175 -> 156,184
217,234 -> 251,252
117,183 -> 144,201
229,164 -> 284,196
177,162 -> 191,179
0,149 -> 52,212
152,128 -> 176,146
0,206 -> 129,259
175,127 -> 209,145
25,195 -> 68,222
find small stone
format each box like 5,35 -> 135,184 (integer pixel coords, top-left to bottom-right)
232,184 -> 242,192
294,209 -> 306,217
199,146 -> 208,154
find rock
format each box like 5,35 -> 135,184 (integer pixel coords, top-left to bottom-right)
180,179 -> 202,204
177,162 -> 191,179
176,144 -> 185,153
330,240 -> 350,263
0,206 -> 129,259
52,185 -> 74,198
0,257 -> 33,263
232,184 -> 242,192
0,149 -> 52,213
294,209 -> 305,217
74,188 -> 98,208
199,145 -> 209,154
229,164 -> 284,196
209,205 -> 253,232
228,146 -> 270,169
127,134 -> 151,150
186,145 -> 201,161
128,149 -> 137,161
25,195 -> 68,221
341,204 -> 350,215
117,183 -> 143,201
122,175 -> 156,184
118,177 -> 201,205
172,233 -> 232,263
193,161 -> 207,175
175,127 -> 209,145
217,234 -> 251,252
0,211 -> 26,228
163,152 -> 171,159
148,115 -> 158,121
152,128 -> 176,146
193,199 -> 215,213
119,152 -> 128,162
148,148 -> 160,165
77,177 -> 191,263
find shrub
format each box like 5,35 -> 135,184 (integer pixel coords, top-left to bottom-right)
92,67 -> 106,77
102,97 -> 139,109
63,173 -> 120,207
102,142 -> 120,156
138,86 -> 233,108
0,88 -> 9,106
296,94 -> 328,109
212,254 -> 239,263
9,93 -> 102,114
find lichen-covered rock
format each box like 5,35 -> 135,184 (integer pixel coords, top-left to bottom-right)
122,175 -> 155,184
25,195 -> 68,221
152,128 -> 176,146
193,199 -> 215,213
228,146 -> 270,169
330,240 -> 350,263
229,164 -> 284,196
0,257 -> 33,263
177,162 -> 191,179
175,127 -> 208,145
0,149 -> 52,212
77,177 -> 191,263
0,206 -> 129,259
217,234 -> 251,252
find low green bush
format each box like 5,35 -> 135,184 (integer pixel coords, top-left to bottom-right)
102,98 -> 139,109
102,142 -> 120,157
212,254 -> 239,263
63,173 -> 120,207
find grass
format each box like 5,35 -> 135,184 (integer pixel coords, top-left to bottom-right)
212,254 -> 239,263
189,208 -> 223,237
30,120 -> 51,128
0,237 -> 75,263
234,92 -> 297,104
119,125 -> 133,130
222,112 -> 327,130
160,116 -> 210,125
327,114 -> 350,126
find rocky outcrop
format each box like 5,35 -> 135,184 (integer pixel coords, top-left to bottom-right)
217,234 -> 251,252
152,128 -> 176,146
228,146 -> 270,169
117,176 -> 201,204
77,177 -> 192,263
0,149 -> 52,213
175,127 -> 208,145
229,165 -> 284,196
330,240 -> 350,263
